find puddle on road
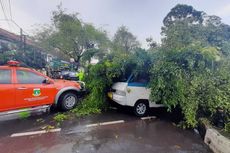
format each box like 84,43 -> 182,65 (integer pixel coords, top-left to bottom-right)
0,109 -> 212,153
65,125 -> 91,135
59,119 -> 211,153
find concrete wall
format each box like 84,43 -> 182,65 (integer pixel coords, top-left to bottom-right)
204,128 -> 230,153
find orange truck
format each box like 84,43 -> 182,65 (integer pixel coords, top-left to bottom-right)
0,60 -> 84,114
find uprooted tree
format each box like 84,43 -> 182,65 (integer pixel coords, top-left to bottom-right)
82,4 -> 230,128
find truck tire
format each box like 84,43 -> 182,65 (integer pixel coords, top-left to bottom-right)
59,92 -> 78,111
133,101 -> 149,117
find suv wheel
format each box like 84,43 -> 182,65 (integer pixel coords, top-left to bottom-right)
133,101 -> 148,117
59,92 -> 78,111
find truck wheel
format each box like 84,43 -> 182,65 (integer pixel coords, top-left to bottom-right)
133,101 -> 149,117
59,92 -> 78,111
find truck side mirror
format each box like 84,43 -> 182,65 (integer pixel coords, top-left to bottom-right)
43,78 -> 51,84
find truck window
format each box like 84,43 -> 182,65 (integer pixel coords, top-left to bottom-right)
0,69 -> 11,84
16,70 -> 46,84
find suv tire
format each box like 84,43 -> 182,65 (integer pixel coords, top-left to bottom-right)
133,101 -> 149,117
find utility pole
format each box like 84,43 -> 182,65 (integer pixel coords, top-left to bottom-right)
23,34 -> 26,53
20,28 -> 22,50
20,28 -> 26,54
20,28 -> 23,46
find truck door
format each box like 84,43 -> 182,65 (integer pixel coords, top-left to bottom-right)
15,69 -> 56,109
0,69 -> 15,112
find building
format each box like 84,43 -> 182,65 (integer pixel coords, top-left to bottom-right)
0,28 -> 47,68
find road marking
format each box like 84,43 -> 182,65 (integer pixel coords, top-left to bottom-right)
11,128 -> 61,137
141,116 -> 156,120
86,120 -> 125,128
10,117 -> 156,137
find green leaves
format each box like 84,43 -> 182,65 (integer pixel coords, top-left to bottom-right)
33,5 -> 110,69
200,47 -> 220,61
150,38 -> 230,128
112,26 -> 140,54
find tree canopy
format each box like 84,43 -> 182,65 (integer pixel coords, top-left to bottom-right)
150,4 -> 230,127
112,26 -> 140,54
33,5 -> 110,69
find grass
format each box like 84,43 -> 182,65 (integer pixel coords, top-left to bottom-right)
18,111 -> 30,119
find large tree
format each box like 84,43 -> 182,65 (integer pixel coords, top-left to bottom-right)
161,4 -> 230,56
150,4 -> 230,128
33,5 -> 109,69
112,26 -> 140,54
162,4 -> 204,28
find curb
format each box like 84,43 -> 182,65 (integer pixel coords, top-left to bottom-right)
198,120 -> 230,153
204,128 -> 230,153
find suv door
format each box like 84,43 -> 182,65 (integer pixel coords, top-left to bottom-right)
0,69 -> 15,112
126,73 -> 150,106
15,69 -> 56,109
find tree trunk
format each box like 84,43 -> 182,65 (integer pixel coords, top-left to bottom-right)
74,55 -> 81,70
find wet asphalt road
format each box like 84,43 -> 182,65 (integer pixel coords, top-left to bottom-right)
0,109 -> 212,153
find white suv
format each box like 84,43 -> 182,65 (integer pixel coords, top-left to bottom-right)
108,74 -> 164,117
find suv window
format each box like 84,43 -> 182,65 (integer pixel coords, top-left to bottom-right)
0,69 -> 11,84
129,73 -> 149,83
16,70 -> 46,84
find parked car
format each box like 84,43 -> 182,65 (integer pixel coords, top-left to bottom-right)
60,70 -> 78,81
0,60 -> 85,113
108,73 -> 164,117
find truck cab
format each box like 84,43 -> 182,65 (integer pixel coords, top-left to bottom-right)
0,61 -> 83,113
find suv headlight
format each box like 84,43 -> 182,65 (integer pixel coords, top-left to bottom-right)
115,90 -> 126,96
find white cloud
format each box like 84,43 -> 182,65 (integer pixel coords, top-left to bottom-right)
216,4 -> 230,17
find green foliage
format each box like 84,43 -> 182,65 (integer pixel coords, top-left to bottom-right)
76,47 -> 152,116
75,60 -> 121,115
199,118 -> 211,128
225,122 -> 230,133
18,111 -> 30,119
112,26 -> 140,53
33,4 -> 109,69
150,42 -> 230,128
163,4 -> 203,28
151,4 -> 230,128
71,106 -> 101,117
53,113 -> 68,123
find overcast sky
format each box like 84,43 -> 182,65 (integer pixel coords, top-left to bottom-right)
1,0 -> 230,47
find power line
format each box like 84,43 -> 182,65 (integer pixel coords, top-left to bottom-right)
3,0 -> 13,30
0,19 -> 30,36
2,0 -> 9,17
0,19 -> 10,21
8,0 -> 12,20
0,0 -> 8,21
0,0 -> 29,36
0,0 -> 12,30
11,19 -> 30,35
